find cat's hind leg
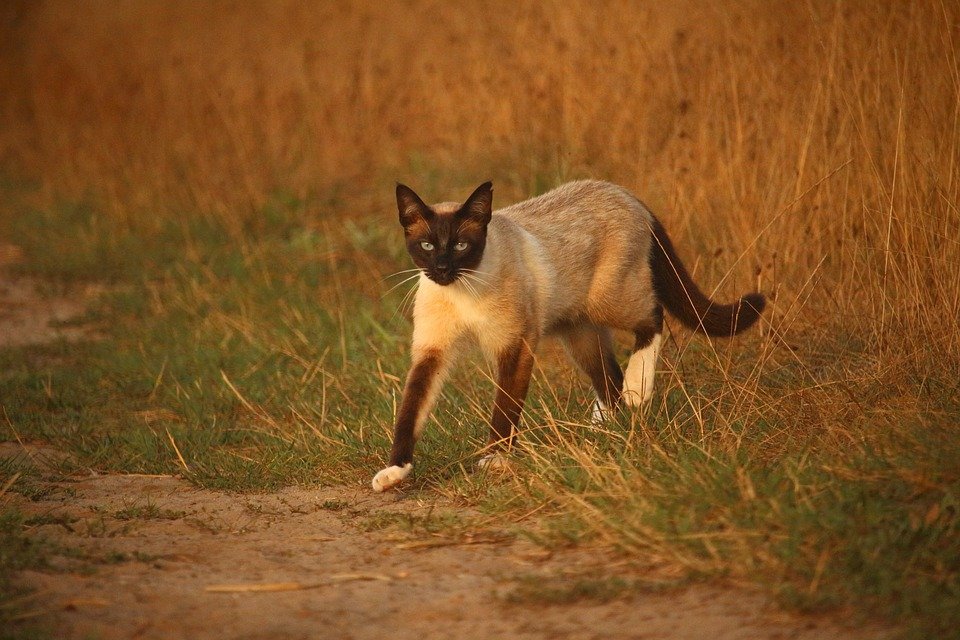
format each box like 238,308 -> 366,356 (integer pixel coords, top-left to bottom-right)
622,306 -> 663,406
559,324 -> 624,422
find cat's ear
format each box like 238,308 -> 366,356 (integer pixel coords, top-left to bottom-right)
461,181 -> 493,225
396,183 -> 431,227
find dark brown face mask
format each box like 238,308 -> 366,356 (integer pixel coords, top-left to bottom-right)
395,181 -> 493,286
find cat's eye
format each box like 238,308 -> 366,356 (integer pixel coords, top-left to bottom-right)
420,241 -> 435,251
454,241 -> 469,252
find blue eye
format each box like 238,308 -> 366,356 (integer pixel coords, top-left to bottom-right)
454,241 -> 469,251
420,241 -> 435,251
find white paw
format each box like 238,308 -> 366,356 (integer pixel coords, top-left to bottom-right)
371,463 -> 412,492
591,398 -> 610,424
623,334 -> 661,406
477,452 -> 510,471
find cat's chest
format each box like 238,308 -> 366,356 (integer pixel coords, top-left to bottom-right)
432,285 -> 499,330
415,279 -> 517,353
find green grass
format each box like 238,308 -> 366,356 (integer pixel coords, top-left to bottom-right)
1,182 -> 958,639
112,500 -> 185,522
517,419 -> 960,618
0,461 -> 53,640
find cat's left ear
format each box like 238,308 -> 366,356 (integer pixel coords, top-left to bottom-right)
461,181 -> 493,225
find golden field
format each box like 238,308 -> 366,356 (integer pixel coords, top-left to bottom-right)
2,2 -> 959,636
2,0 -> 959,350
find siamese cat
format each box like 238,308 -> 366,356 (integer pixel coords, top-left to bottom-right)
372,180 -> 765,492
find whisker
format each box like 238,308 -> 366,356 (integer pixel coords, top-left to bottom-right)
460,269 -> 493,286
381,268 -> 423,281
459,275 -> 481,296
380,272 -> 422,299
460,272 -> 490,292
397,279 -> 420,318
460,272 -> 484,284
393,285 -> 416,321
459,277 -> 479,299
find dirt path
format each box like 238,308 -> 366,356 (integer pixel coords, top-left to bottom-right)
0,246 -> 101,348
1,264 -> 889,639
5,460 -> 884,640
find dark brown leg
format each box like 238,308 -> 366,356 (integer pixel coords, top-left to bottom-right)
560,324 -> 624,412
487,339 -> 536,450
633,304 -> 664,352
373,349 -> 450,491
388,350 -> 445,467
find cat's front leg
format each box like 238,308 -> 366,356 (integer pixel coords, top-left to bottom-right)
480,337 -> 537,468
372,348 -> 450,492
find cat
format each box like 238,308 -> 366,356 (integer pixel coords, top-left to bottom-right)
372,180 -> 765,492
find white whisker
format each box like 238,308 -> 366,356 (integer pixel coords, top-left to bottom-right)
381,268 -> 423,281
397,278 -> 420,318
459,276 -> 479,300
459,271 -> 491,294
380,272 -> 422,299
459,275 -> 481,296
460,268 -> 494,286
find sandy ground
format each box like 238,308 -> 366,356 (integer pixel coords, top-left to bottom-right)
5,462 -> 889,640
0,246 -> 102,348
1,259 -> 890,639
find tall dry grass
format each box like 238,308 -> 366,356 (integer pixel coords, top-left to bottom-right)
2,0 -> 958,358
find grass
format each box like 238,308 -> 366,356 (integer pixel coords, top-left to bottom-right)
112,501 -> 185,522
1,1 -> 959,638
0,460 -> 53,640
1,180 -> 956,637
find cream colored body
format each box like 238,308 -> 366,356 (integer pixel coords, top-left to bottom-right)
372,181 -> 664,491
373,179 -> 765,491
412,180 -> 658,366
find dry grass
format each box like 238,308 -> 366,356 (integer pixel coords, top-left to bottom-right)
2,1 -> 959,346
1,0 -> 959,636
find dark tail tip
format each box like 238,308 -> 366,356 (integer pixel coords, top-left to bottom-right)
728,292 -> 766,335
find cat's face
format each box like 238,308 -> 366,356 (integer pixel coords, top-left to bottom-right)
395,182 -> 492,286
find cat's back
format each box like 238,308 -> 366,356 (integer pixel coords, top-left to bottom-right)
496,180 -> 652,265
491,180 -> 655,325
496,180 -> 649,232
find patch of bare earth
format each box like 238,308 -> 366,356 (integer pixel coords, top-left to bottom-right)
2,447 -> 889,640
1,262 -> 890,639
0,245 -> 100,348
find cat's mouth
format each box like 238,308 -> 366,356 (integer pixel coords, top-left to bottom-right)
427,270 -> 458,286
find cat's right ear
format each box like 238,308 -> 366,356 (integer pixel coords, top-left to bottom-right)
396,184 -> 431,227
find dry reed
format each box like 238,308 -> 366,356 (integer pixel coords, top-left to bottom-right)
2,1 -> 957,359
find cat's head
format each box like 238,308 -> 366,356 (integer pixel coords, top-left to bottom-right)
395,181 -> 492,286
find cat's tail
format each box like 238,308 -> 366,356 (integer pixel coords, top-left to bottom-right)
649,215 -> 766,337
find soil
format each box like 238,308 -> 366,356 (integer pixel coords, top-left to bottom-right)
0,245 -> 100,348
1,258 -> 891,639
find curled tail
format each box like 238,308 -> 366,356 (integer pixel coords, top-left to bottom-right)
648,215 -> 766,337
